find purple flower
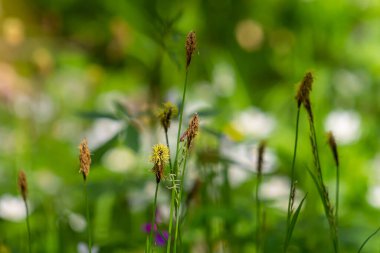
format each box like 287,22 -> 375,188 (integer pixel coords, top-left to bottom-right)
155,231 -> 169,246
142,223 -> 168,246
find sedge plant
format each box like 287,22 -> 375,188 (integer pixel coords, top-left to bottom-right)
146,144 -> 170,252
255,141 -> 266,253
283,74 -> 310,252
79,138 -> 92,253
296,72 -> 338,253
167,30 -> 197,253
173,113 -> 199,252
18,170 -> 31,253
327,131 -> 340,244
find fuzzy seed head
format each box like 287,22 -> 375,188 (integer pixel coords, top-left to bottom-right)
150,144 -> 170,183
79,138 -> 91,181
180,113 -> 199,149
186,31 -> 197,68
18,170 -> 28,201
157,102 -> 178,133
296,72 -> 313,108
327,131 -> 339,167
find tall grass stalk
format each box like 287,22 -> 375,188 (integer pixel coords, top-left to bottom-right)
297,72 -> 338,253
173,113 -> 199,252
307,114 -> 338,253
287,107 -> 300,223
327,131 -> 340,251
167,69 -> 189,253
84,181 -> 92,253
79,138 -> 92,253
147,182 -> 159,252
256,142 -> 265,253
18,170 -> 31,253
167,31 -> 196,253
25,200 -> 32,253
255,166 -> 262,253
284,107 -> 302,253
147,144 -> 169,252
173,148 -> 189,253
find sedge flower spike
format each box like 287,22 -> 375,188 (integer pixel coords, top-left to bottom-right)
295,71 -> 314,121
150,144 -> 170,183
295,72 -> 313,107
185,31 -> 197,69
79,138 -> 91,181
327,131 -> 339,167
18,170 -> 28,201
180,113 -> 200,149
157,102 -> 178,133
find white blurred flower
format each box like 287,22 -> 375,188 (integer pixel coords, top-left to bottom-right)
0,194 -> 28,222
77,242 -> 99,253
85,119 -> 124,150
13,93 -> 56,123
127,182 -> 156,212
333,69 -> 366,98
69,212 -> 87,232
157,204 -> 170,223
231,107 -> 276,139
259,176 -> 303,211
367,185 -> 380,208
228,165 -> 252,188
102,146 -> 137,173
222,139 -> 277,187
184,99 -> 212,118
324,110 -> 361,145
212,63 -> 236,97
34,170 -> 61,195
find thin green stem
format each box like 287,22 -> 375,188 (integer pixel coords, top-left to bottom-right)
167,69 -> 189,253
166,190 -> 176,253
24,200 -> 32,253
256,170 -> 262,253
335,163 -> 340,251
165,131 -> 173,173
284,107 -> 300,253
148,182 -> 160,253
84,181 -> 92,253
174,70 -> 189,174
173,148 -> 189,253
358,226 -> 380,253
308,116 -> 338,253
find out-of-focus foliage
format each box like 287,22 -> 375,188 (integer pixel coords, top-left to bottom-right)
0,0 -> 380,252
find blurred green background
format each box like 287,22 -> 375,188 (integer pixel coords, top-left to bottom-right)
1,0 -> 380,252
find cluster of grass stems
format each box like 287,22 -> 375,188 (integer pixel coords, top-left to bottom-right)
13,32 -> 380,253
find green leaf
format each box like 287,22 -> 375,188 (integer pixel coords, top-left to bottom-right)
284,193 -> 308,252
125,123 -> 140,152
78,111 -> 119,120
92,131 -> 123,165
114,101 -> 132,119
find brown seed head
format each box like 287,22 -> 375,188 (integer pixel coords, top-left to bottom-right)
257,141 -> 266,174
185,31 -> 196,69
157,102 -> 178,133
295,72 -> 313,108
79,138 -> 91,181
327,131 -> 339,167
180,113 -> 199,149
18,170 -> 28,201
